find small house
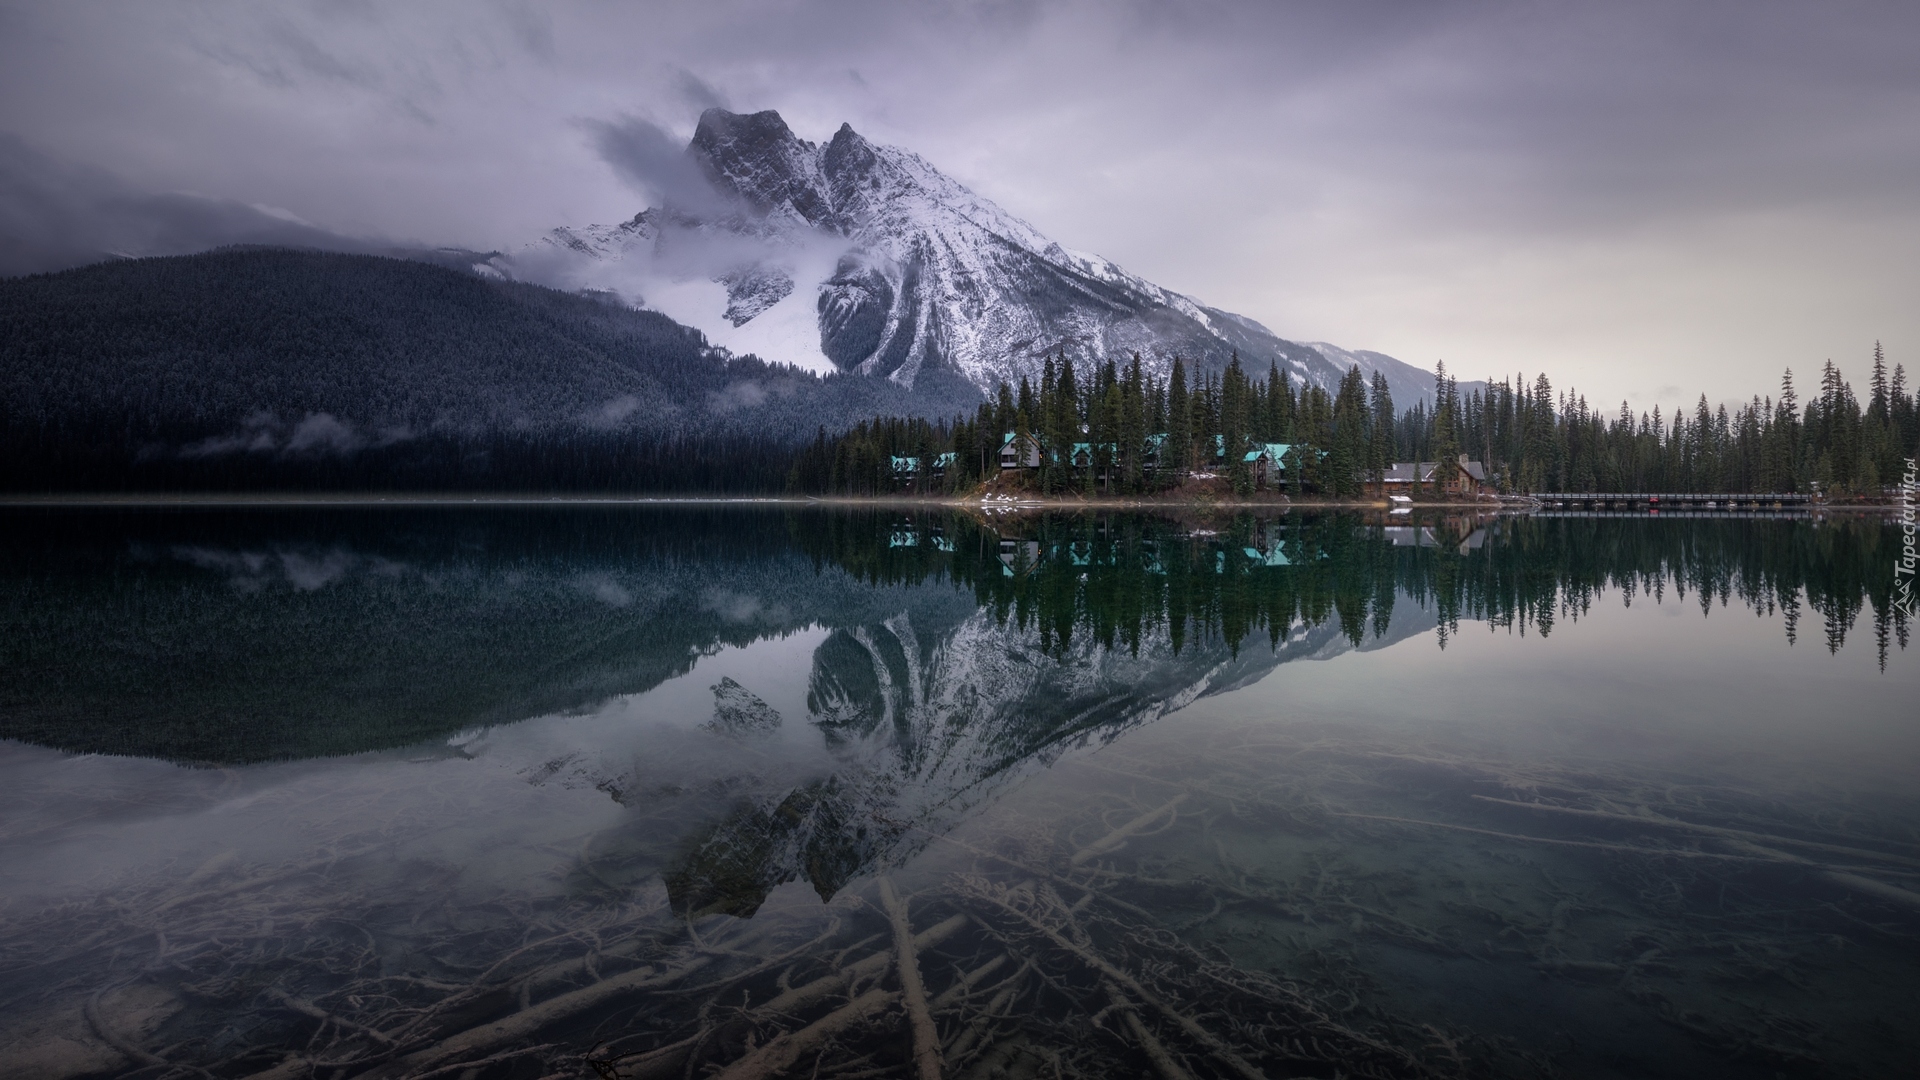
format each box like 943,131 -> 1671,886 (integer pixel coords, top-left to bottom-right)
1068,442 -> 1118,471
1371,454 -> 1491,498
1062,441 -> 1123,485
999,432 -> 1041,470
891,452 -> 954,486
1242,443 -> 1295,489
1142,432 -> 1169,469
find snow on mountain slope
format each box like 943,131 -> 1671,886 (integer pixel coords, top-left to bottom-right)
506,108 -> 1447,410
1306,342 -> 1488,410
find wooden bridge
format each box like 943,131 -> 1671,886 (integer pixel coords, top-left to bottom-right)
1533,508 -> 1813,521
1532,492 -> 1812,511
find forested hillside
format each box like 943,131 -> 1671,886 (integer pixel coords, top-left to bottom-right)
0,248 -> 977,491
5,248 -> 1909,497
792,350 -> 1919,498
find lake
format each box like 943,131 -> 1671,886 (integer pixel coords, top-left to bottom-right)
0,505 -> 1914,1080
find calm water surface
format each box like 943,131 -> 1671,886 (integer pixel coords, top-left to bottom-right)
0,506 -> 1914,1080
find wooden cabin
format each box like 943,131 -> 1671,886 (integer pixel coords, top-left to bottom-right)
1369,454 -> 1491,497
999,432 -> 1041,470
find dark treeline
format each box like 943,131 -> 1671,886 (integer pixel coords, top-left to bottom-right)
7,422 -> 798,493
0,504 -> 863,761
3,506 -> 1906,762
791,510 -> 1911,668
790,347 -> 1920,498
1454,347 -> 1919,495
6,250 -> 1912,496
788,352 -> 1378,497
0,248 -> 966,493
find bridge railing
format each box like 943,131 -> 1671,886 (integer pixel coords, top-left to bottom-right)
1532,492 -> 1811,503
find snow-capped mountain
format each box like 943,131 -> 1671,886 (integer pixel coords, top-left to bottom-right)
505,109 -> 1449,410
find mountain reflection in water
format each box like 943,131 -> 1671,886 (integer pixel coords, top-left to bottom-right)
0,506 -> 1913,1080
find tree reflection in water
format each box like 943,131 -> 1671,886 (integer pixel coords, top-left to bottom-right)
0,507 -> 1911,1079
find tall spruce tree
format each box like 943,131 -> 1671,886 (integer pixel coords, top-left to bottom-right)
1868,341 -> 1900,484
1892,363 -> 1916,459
1167,356 -> 1192,482
1039,356 -> 1060,491
1223,354 -> 1253,495
1052,356 -> 1080,493
1122,353 -> 1146,493
1367,371 -> 1394,485
1329,366 -> 1368,496
1431,361 -> 1461,493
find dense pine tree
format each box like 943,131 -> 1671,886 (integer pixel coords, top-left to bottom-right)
7,256 -> 1906,497
1167,356 -> 1192,480
794,345 -> 1919,499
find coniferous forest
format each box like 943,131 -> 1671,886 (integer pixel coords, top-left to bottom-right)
788,349 -> 1919,498
0,248 -> 969,493
2,247 -> 1913,497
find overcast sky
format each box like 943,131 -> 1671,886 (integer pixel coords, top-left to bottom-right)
3,0 -> 1917,410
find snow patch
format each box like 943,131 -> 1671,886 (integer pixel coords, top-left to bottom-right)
498,109 -> 1450,401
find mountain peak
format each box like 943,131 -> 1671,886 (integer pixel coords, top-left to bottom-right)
826,121 -> 869,155
523,114 -> 1448,408
688,108 -> 827,220
691,108 -> 800,152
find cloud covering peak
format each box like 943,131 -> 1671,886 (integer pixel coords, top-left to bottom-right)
0,134 -> 382,276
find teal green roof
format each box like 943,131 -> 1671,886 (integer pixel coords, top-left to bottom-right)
1243,545 -> 1291,567
1242,443 -> 1295,467
895,452 -> 956,473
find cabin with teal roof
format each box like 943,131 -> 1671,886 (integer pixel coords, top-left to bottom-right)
999,432 -> 1041,470
1242,443 -> 1290,488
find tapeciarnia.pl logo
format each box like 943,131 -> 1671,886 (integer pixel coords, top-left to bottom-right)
1898,457 -> 1918,619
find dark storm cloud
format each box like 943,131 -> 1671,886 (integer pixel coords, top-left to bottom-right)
582,115 -> 735,217
0,0 -> 1915,404
189,13 -> 439,127
0,133 -> 380,276
500,3 -> 556,63
1297,4 -> 1920,226
673,71 -> 730,114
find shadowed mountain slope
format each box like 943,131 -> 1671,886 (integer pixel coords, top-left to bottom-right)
0,248 -> 981,484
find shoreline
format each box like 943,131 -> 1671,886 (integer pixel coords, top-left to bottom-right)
0,492 -> 1905,513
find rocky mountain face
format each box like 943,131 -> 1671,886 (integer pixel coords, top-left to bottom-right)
510,108 -> 1451,410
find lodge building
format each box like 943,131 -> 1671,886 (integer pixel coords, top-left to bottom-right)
1368,455 -> 1492,498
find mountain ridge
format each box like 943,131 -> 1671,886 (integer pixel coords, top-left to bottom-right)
507,107 -> 1459,410
0,248 -> 983,487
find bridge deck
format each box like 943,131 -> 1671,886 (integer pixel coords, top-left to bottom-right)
1532,509 -> 1812,520
1534,492 -> 1811,504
